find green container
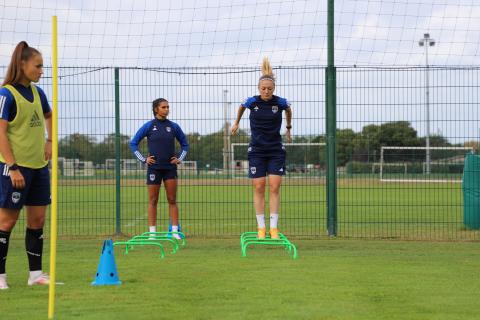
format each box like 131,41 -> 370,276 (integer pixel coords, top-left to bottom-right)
463,153 -> 480,229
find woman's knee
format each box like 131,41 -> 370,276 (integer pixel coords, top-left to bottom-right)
0,218 -> 17,231
148,196 -> 159,206
269,179 -> 282,194
28,216 -> 45,229
0,209 -> 20,231
253,182 -> 265,194
270,184 -> 281,195
166,196 -> 177,205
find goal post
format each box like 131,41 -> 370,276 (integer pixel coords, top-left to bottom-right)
105,158 -> 144,175
105,158 -> 197,176
379,146 -> 474,183
63,158 -> 95,177
178,160 -> 198,176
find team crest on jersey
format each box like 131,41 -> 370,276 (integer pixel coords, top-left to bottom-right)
12,192 -> 21,204
250,166 -> 256,175
149,174 -> 156,181
153,126 -> 158,131
166,127 -> 172,132
272,105 -> 278,113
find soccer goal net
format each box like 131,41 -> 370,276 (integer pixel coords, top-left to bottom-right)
231,143 -> 325,179
178,161 -> 198,177
378,146 -> 474,183
105,159 -> 144,176
62,158 -> 95,177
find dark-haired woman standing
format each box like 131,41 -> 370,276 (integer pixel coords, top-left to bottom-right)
130,98 -> 189,239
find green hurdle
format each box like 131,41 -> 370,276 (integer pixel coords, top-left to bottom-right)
140,232 -> 187,247
113,240 -> 166,258
240,232 -> 297,259
113,231 -> 186,258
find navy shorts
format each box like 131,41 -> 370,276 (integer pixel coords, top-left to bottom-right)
0,163 -> 51,210
248,152 -> 286,178
146,166 -> 177,185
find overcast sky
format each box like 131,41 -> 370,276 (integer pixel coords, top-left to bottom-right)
1,0 -> 479,67
0,0 -> 478,144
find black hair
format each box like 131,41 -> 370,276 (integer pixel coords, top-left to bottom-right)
152,98 -> 168,116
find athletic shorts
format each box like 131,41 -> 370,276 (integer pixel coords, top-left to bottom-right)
248,152 -> 286,178
146,166 -> 177,185
0,163 -> 51,210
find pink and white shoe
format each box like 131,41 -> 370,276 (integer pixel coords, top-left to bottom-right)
0,274 -> 9,290
28,272 -> 50,286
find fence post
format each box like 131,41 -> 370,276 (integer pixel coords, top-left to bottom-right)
114,67 -> 121,235
326,0 -> 337,236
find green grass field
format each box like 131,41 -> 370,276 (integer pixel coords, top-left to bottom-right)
9,177 -> 477,241
4,177 -> 479,319
2,238 -> 479,320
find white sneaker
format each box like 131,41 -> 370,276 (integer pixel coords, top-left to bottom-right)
28,272 -> 50,286
0,274 -> 9,290
172,233 -> 182,240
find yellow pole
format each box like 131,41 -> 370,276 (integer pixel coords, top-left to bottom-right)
48,15 -> 59,320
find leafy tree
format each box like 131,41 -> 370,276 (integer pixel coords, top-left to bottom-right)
59,133 -> 96,161
95,133 -> 133,164
336,128 -> 357,166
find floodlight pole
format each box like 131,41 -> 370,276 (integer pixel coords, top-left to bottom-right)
419,33 -> 435,174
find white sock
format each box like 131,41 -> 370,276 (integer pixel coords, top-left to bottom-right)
270,213 -> 279,229
30,270 -> 42,279
171,225 -> 181,239
0,273 -> 6,279
256,214 -> 265,229
149,226 -> 156,233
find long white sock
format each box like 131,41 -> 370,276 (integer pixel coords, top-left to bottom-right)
256,214 -> 265,229
149,226 -> 156,233
270,213 -> 279,229
171,225 -> 179,232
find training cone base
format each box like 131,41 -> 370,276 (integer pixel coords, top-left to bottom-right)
92,239 -> 122,286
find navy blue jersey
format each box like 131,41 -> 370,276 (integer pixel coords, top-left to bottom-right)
130,118 -> 189,169
0,84 -> 51,121
241,95 -> 290,153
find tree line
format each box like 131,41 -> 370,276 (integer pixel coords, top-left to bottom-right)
59,121 -> 476,169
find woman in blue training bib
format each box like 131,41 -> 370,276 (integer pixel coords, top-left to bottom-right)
0,41 -> 53,289
231,58 -> 293,239
130,98 -> 189,239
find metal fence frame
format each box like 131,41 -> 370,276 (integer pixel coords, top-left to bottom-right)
1,65 -> 479,240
